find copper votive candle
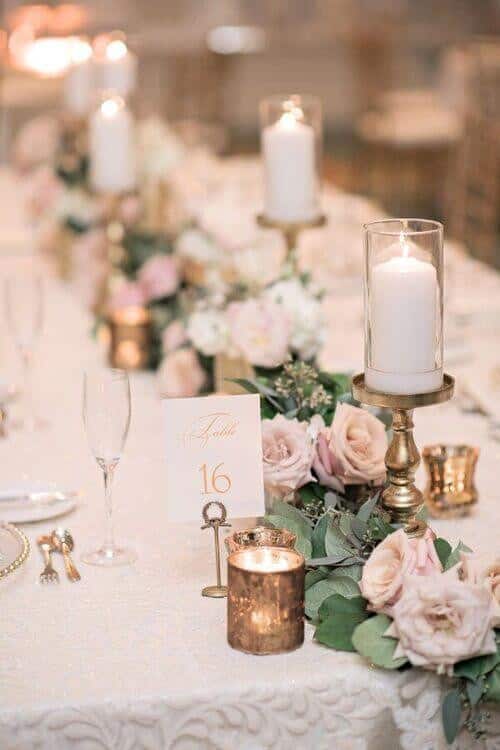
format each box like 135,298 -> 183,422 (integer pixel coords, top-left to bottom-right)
108,306 -> 152,370
423,444 -> 479,518
227,546 -> 305,655
225,526 -> 296,555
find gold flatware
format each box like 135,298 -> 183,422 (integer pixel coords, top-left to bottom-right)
51,529 -> 81,582
37,534 -> 59,584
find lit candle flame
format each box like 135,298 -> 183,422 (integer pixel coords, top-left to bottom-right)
106,39 -> 127,61
101,96 -> 124,118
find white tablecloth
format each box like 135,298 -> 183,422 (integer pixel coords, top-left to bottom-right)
1,252 -> 500,749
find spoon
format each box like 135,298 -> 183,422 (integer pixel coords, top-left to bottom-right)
51,529 -> 81,582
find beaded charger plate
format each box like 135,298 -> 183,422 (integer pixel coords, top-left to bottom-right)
0,522 -> 30,581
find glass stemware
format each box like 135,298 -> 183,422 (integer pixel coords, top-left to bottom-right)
82,368 -> 135,566
4,270 -> 44,430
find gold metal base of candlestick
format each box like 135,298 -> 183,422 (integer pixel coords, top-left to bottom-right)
256,213 -> 326,270
352,373 -> 454,537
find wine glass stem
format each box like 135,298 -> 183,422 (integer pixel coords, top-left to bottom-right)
102,466 -> 116,552
21,352 -> 36,428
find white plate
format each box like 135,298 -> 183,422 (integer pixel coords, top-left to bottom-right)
0,482 -> 80,524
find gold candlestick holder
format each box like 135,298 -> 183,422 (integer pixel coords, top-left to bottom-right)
351,373 -> 454,537
256,213 -> 326,272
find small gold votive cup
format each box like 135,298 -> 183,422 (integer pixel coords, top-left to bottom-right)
423,444 -> 479,518
227,546 -> 305,655
225,526 -> 296,556
108,306 -> 152,371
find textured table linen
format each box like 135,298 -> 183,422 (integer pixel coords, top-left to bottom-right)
0,253 -> 499,749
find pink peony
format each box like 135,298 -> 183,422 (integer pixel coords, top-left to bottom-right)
108,281 -> 146,311
227,298 -> 290,368
138,254 -> 179,302
162,320 -> 188,354
313,404 -> 387,491
460,552 -> 500,626
157,348 -> 206,398
360,528 -> 442,613
261,414 -> 315,498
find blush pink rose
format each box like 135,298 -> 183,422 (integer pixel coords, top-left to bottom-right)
162,320 -> 188,354
360,528 -> 442,613
387,573 -> 498,674
139,254 -> 179,302
14,115 -> 59,172
261,414 -> 315,498
158,348 -> 206,398
460,552 -> 500,626
227,298 -> 290,368
108,281 -> 146,311
314,404 -> 387,490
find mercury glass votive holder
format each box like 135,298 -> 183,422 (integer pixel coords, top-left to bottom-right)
224,526 -> 296,556
364,219 -> 444,395
423,444 -> 479,518
108,306 -> 152,370
227,546 -> 305,655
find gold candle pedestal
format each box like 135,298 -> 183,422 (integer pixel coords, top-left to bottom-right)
225,526 -> 296,556
256,213 -> 326,272
423,444 -> 479,518
108,306 -> 152,370
227,546 -> 305,655
352,373 -> 454,537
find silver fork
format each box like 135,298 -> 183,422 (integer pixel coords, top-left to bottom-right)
38,535 -> 59,584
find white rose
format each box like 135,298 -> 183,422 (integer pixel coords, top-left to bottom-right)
136,117 -> 185,180
266,279 -> 324,360
187,310 -> 229,356
54,188 -> 99,226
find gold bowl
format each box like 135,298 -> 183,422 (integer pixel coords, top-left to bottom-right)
423,444 -> 479,518
225,526 -> 296,555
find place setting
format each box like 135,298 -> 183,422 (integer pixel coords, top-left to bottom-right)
1,10 -> 499,750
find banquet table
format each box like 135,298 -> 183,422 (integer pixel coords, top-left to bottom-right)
1,240 -> 500,750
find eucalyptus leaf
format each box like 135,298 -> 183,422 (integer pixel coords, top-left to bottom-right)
311,514 -> 329,558
339,513 -> 353,537
445,541 -> 473,571
442,689 -> 462,744
351,614 -> 408,670
351,516 -> 368,542
267,501 -> 313,537
454,651 -> 500,681
466,679 -> 484,707
324,491 -> 342,509
318,594 -> 367,621
325,521 -> 354,558
315,611 -> 367,652
434,538 -> 453,568
305,576 -> 361,620
356,493 -> 380,523
305,569 -> 328,590
307,554 -> 358,567
485,666 -> 500,702
266,515 -> 312,559
331,564 -> 363,582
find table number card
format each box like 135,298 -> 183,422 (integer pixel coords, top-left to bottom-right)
163,393 -> 265,522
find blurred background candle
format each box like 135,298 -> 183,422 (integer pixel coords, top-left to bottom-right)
227,546 -> 304,655
63,38 -> 94,115
90,95 -> 136,193
94,36 -> 137,99
364,219 -> 444,395
260,95 -> 321,223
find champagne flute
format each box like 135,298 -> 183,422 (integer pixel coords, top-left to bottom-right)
82,368 -> 135,566
4,270 -> 44,430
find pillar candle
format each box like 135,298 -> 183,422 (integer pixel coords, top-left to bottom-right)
90,96 -> 136,193
63,39 -> 94,115
95,39 -> 137,99
262,110 -> 318,223
366,236 -> 442,395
